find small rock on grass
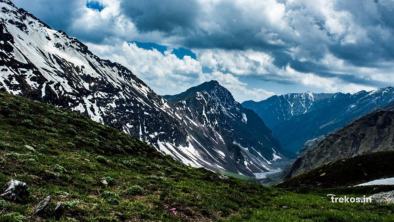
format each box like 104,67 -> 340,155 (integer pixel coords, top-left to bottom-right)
34,195 -> 51,216
24,145 -> 36,152
101,178 -> 109,186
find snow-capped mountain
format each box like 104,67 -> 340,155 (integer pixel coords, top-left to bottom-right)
243,88 -> 394,156
0,0 -> 187,147
165,81 -> 283,176
0,0 -> 281,176
243,93 -> 333,128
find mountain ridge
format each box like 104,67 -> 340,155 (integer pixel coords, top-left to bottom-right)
283,105 -> 394,187
0,0 -> 281,177
243,88 -> 394,155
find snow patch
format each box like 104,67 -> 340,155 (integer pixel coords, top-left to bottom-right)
241,113 -> 248,124
254,168 -> 282,179
272,149 -> 282,161
356,177 -> 394,186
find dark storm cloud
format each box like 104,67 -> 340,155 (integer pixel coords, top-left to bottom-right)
12,0 -> 394,66
328,0 -> 394,66
13,0 -> 81,32
10,0 -> 394,94
117,0 -> 394,77
182,1 -> 284,50
120,0 -> 199,34
120,0 -> 292,51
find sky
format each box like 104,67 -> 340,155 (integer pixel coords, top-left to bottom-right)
13,0 -> 394,102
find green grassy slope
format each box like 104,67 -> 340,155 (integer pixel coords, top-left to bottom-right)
0,92 -> 393,222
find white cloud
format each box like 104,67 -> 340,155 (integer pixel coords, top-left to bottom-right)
87,42 -> 278,101
283,65 -> 375,93
205,71 -> 275,101
13,0 -> 394,101
87,41 -> 377,102
198,49 -> 274,76
87,41 -> 203,92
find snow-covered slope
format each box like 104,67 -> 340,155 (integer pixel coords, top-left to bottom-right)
165,81 -> 284,176
0,0 -> 281,177
244,89 -> 394,156
0,0 -> 187,147
243,93 -> 333,129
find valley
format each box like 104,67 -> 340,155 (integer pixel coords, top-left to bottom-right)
1,92 -> 393,221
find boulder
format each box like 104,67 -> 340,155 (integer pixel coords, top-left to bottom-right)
0,179 -> 29,203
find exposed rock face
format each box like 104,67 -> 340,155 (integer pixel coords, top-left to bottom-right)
286,106 -> 394,181
370,191 -> 394,204
165,81 -> 284,175
244,93 -> 328,127
1,179 -> 29,203
0,0 -> 282,176
243,89 -> 394,155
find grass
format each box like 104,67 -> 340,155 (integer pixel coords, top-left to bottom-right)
227,191 -> 394,222
0,92 -> 393,221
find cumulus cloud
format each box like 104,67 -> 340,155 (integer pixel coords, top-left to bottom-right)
69,0 -> 139,43
86,42 -> 276,101
12,0 -> 394,101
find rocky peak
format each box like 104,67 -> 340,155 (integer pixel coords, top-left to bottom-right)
165,81 -> 238,113
166,82 -> 284,176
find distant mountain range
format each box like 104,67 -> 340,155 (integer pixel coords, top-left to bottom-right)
243,88 -> 394,156
0,0 -> 282,177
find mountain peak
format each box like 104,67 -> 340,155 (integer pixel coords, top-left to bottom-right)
201,80 -> 220,87
164,82 -> 283,174
190,80 -> 223,93
165,80 -> 236,105
371,86 -> 394,95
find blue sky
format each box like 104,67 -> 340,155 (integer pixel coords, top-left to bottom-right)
13,0 -> 394,102
86,1 -> 104,11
